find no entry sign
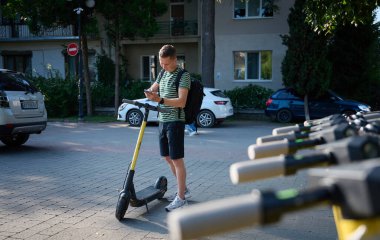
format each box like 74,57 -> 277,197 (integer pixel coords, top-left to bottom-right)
67,43 -> 79,57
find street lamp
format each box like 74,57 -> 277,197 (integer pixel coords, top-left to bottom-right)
69,0 -> 95,121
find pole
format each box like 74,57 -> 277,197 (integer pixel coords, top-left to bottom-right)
75,6 -> 84,121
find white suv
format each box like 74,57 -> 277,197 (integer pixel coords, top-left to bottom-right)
0,69 -> 47,146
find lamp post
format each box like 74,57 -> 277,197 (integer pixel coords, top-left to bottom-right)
70,0 -> 95,121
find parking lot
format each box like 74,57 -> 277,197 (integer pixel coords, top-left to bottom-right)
0,120 -> 337,240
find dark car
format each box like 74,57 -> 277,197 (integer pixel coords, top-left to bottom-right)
265,88 -> 371,123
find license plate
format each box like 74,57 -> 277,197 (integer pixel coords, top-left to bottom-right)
21,100 -> 38,109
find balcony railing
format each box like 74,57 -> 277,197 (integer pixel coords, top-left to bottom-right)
0,20 -> 197,41
155,20 -> 198,37
0,24 -> 77,40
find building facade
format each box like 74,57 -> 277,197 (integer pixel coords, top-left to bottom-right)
0,0 -> 294,92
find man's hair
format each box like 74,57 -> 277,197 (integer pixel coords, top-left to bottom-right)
159,44 -> 176,58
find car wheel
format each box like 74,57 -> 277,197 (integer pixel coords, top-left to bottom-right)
343,110 -> 356,117
197,110 -> 215,128
126,109 -> 143,126
276,109 -> 293,123
0,134 -> 30,147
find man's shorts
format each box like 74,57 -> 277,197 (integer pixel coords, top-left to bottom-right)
159,121 -> 185,160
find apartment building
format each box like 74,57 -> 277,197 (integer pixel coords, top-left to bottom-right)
0,0 -> 294,91
124,0 -> 294,91
0,10 -> 100,80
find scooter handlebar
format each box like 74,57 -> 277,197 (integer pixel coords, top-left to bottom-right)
168,192 -> 262,240
363,112 -> 380,121
257,132 -> 297,144
272,125 -> 310,135
248,139 -> 289,159
232,151 -> 330,184
230,155 -> 285,184
168,187 -> 331,240
122,99 -> 172,113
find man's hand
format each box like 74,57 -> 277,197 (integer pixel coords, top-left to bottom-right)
144,90 -> 160,102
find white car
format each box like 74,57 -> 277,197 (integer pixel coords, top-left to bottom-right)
0,69 -> 47,146
117,87 -> 234,128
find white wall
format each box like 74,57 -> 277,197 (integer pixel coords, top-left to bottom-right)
215,33 -> 286,91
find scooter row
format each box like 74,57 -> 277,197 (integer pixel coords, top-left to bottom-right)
167,111 -> 380,240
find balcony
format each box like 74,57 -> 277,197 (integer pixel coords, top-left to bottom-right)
0,24 -> 78,41
0,20 -> 198,42
155,20 -> 198,37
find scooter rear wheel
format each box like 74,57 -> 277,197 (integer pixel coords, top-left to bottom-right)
154,176 -> 168,199
115,192 -> 130,221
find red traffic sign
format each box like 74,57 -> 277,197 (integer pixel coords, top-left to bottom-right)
67,43 -> 79,57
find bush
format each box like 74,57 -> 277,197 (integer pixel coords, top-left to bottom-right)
121,80 -> 151,100
91,82 -> 114,107
91,80 -> 151,107
224,84 -> 274,109
29,76 -> 78,117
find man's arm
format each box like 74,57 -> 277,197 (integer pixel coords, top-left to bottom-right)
145,86 -> 188,108
148,82 -> 159,92
161,87 -> 188,108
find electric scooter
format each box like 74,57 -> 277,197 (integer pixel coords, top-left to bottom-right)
115,99 -> 170,221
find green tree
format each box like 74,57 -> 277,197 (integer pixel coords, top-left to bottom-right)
1,0 -> 97,116
329,19 -> 380,109
95,0 -> 166,115
304,0 -> 378,33
281,0 -> 332,121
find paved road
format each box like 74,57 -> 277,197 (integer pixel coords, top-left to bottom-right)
0,120 -> 337,240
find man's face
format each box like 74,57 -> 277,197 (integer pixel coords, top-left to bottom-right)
159,56 -> 177,72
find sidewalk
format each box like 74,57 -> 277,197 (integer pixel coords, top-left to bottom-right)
0,121 -> 337,240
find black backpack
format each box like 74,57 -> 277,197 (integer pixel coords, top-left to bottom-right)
157,69 -> 204,124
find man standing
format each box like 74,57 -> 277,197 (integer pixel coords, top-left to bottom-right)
144,45 -> 191,211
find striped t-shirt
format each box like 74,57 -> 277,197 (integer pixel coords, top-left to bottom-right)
156,67 -> 191,122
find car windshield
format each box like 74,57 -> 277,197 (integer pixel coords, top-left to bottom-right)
0,72 -> 38,92
273,89 -> 301,100
210,90 -> 227,98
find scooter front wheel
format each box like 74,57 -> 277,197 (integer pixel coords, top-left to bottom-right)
154,176 -> 168,199
115,192 -> 130,221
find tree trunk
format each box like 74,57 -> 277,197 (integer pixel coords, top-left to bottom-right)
304,94 -> 311,121
201,0 -> 215,87
114,33 -> 120,116
82,34 -> 93,116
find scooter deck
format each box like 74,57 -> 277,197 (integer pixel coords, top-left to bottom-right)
130,186 -> 165,207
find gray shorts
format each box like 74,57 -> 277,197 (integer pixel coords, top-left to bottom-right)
159,121 -> 185,160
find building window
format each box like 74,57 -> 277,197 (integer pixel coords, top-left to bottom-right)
142,55 -> 157,81
63,49 -> 96,81
177,55 -> 185,69
233,51 -> 272,80
2,52 -> 32,74
234,0 -> 274,18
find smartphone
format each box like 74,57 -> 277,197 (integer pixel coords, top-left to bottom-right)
144,89 -> 152,93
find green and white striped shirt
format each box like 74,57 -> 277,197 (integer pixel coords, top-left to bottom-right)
156,67 -> 191,122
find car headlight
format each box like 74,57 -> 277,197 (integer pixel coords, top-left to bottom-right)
358,105 -> 370,112
118,104 -> 127,111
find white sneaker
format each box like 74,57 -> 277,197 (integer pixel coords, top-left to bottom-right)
165,196 -> 188,212
167,188 -> 191,201
188,130 -> 196,136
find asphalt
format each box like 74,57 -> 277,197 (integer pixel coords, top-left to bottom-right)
0,120 -> 337,240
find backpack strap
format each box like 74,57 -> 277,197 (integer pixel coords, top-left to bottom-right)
174,69 -> 186,119
156,69 -> 165,82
